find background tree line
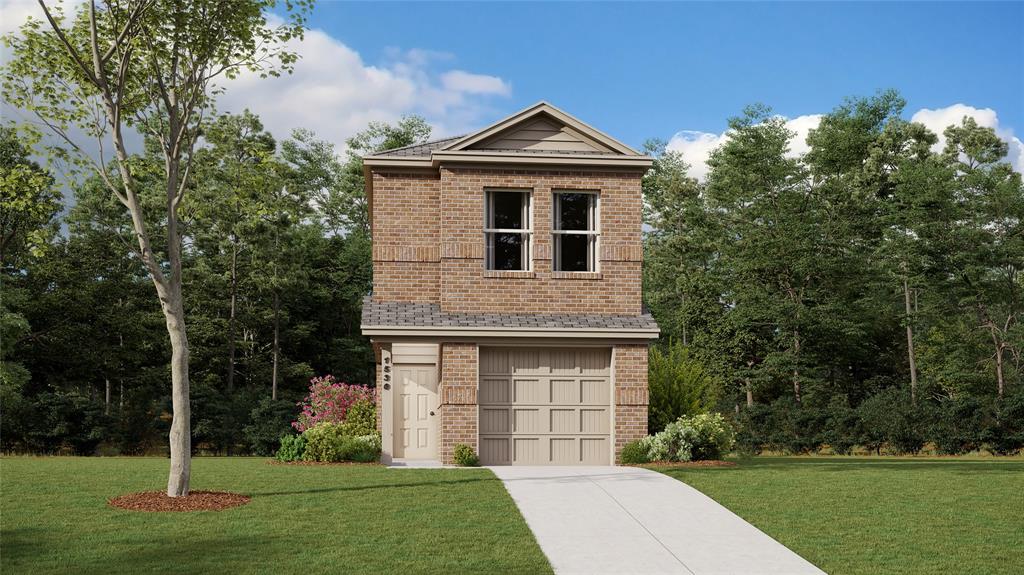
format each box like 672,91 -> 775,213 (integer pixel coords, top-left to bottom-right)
3,88 -> 1021,457
644,90 -> 1023,455
1,113 -> 429,456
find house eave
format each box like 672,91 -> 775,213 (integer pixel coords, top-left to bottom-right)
360,325 -> 660,339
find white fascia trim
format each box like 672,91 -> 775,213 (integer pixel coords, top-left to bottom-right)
361,325 -> 660,339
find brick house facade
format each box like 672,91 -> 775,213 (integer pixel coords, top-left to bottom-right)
361,102 -> 658,465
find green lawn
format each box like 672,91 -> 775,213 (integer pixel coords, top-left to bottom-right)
0,457 -> 552,575
653,456 -> 1024,575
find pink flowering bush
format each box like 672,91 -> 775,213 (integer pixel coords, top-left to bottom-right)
292,375 -> 375,433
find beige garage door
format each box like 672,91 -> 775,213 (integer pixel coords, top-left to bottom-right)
478,347 -> 611,465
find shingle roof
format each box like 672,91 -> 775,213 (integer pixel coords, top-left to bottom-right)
361,297 -> 659,332
370,136 -> 465,158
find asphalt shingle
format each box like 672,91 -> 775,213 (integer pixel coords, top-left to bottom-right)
361,297 -> 658,331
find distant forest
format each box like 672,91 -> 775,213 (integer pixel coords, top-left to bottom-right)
2,90 -> 1021,455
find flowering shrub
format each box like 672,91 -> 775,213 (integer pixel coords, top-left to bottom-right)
629,412 -> 736,463
292,375 -> 375,432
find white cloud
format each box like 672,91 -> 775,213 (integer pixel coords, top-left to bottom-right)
440,70 -> 510,96
911,104 -> 1024,172
666,115 -> 822,181
668,105 -> 1023,180
216,24 -> 511,151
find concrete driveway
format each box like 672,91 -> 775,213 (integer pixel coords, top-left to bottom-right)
490,466 -> 825,575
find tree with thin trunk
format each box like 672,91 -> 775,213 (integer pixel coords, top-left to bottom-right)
2,0 -> 310,496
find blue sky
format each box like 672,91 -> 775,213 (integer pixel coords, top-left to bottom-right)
312,1 -> 1023,145
2,1 -> 1022,175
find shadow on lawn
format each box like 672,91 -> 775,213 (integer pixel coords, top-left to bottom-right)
252,475 -> 498,497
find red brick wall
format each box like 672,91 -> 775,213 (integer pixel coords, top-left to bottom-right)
614,343 -> 649,459
370,170 -> 443,302
439,342 -> 478,464
369,165 -> 644,315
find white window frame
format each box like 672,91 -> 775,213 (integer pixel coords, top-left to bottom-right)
484,189 -> 533,271
552,190 -> 600,272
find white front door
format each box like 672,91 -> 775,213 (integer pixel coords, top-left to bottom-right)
394,364 -> 439,459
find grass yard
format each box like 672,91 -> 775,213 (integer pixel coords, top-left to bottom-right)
654,456 -> 1024,575
0,457 -> 552,575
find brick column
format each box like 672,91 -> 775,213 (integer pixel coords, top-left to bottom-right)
439,342 -> 478,464
614,343 -> 649,461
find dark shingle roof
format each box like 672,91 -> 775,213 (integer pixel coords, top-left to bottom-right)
369,136 -> 465,158
361,297 -> 659,332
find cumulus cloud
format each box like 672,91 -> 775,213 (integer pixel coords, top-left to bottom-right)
666,115 -> 822,181
668,105 -> 1022,180
216,24 -> 511,150
911,104 -> 1024,172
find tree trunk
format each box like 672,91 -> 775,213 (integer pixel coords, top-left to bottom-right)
164,285 -> 191,497
105,378 -> 111,416
272,291 -> 280,401
745,378 -> 754,408
904,277 -> 918,403
226,241 -> 238,393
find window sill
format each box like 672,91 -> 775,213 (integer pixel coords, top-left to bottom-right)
483,270 -> 536,279
551,271 -> 603,280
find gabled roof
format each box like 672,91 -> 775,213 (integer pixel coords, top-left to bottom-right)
363,101 -> 652,170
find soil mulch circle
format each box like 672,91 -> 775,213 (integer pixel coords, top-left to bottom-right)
108,490 -> 251,512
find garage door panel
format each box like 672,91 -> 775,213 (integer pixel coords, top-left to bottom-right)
481,437 -> 510,464
513,378 -> 543,403
550,438 -> 576,463
480,347 -> 611,466
480,377 -> 510,403
581,379 -> 609,404
513,438 -> 541,463
513,408 -> 542,432
550,379 -> 579,403
480,408 -> 509,433
510,349 -> 542,373
581,438 -> 608,464
550,409 -> 577,433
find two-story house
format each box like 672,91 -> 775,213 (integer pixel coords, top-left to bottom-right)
361,102 -> 658,465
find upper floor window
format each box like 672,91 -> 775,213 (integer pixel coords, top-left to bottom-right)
553,191 -> 598,272
485,190 -> 532,271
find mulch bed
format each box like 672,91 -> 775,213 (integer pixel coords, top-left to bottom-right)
265,460 -> 383,466
635,460 -> 738,468
108,490 -> 251,512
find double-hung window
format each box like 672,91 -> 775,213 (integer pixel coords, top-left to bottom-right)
553,191 -> 599,272
484,190 -> 532,271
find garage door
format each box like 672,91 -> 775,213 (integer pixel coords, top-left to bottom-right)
478,347 -> 611,465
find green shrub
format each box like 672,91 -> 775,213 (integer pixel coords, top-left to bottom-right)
986,388 -> 1024,455
858,388 -> 929,455
340,399 -> 377,437
823,397 -> 861,455
679,412 -> 735,460
734,404 -> 771,455
619,439 -> 652,464
245,398 -> 299,456
930,396 -> 986,455
648,341 -> 719,433
300,422 -> 381,462
345,434 -> 382,463
275,434 -> 306,462
452,443 -> 480,466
